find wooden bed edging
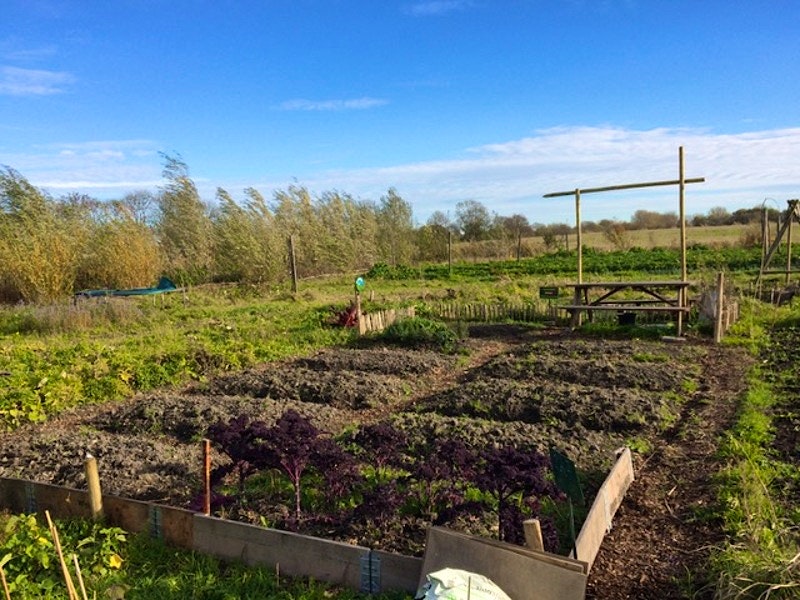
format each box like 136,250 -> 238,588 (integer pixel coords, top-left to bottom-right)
0,448 -> 635,596
0,477 -> 422,594
570,447 -> 635,570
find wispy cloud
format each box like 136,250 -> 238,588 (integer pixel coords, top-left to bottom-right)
276,97 -> 388,111
5,127 -> 800,225
405,1 -> 471,16
272,126 -> 800,223
1,140 -> 163,195
1,45 -> 58,61
0,66 -> 74,95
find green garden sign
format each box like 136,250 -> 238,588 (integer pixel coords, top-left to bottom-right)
550,448 -> 584,505
354,277 -> 366,292
539,286 -> 559,299
550,447 -> 584,560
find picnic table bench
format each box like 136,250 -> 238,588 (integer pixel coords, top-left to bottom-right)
559,280 -> 692,334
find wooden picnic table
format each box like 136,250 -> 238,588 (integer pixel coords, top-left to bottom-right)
559,280 -> 692,334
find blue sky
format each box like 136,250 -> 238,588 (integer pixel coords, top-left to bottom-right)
2,0 -> 800,225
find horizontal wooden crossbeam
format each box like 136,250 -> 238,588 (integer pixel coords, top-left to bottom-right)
544,177 -> 705,198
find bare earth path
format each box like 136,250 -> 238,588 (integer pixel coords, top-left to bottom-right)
586,344 -> 751,599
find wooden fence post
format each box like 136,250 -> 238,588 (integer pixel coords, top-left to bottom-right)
448,231 -> 452,277
714,272 -> 725,344
203,439 -> 212,516
288,235 -> 298,293
523,519 -> 544,552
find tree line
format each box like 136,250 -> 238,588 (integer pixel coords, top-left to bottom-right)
0,157 -> 770,303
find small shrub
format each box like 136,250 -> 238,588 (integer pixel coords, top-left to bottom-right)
380,317 -> 459,352
365,262 -> 417,280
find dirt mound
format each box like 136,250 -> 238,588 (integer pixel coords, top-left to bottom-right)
416,377 -> 668,432
91,393 -> 359,440
296,347 -> 455,376
194,347 -> 452,410
471,339 -> 697,392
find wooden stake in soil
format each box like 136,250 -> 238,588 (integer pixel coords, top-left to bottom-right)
72,554 -> 89,600
84,454 -> 103,521
202,438 -> 212,516
0,561 -> 11,600
288,235 -> 298,293
45,511 -> 78,600
448,230 -> 452,276
523,519 -> 545,552
714,271 -> 725,344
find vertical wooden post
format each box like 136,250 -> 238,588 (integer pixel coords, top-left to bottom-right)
786,208 -> 793,285
355,275 -> 366,335
678,147 -> 687,336
575,189 -> 583,284
523,518 -> 545,552
288,235 -> 298,293
571,189 -> 584,328
84,454 -> 103,521
448,230 -> 452,276
517,232 -> 522,261
203,439 -> 212,515
679,147 -> 687,284
714,271 -> 725,344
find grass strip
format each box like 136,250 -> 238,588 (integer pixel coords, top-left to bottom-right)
0,513 -> 410,600
711,322 -> 800,599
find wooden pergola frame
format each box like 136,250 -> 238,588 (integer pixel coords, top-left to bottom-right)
543,147 -> 705,334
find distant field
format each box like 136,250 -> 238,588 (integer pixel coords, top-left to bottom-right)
449,221 -> 800,264
580,223 -> 753,251
540,222 -> 800,252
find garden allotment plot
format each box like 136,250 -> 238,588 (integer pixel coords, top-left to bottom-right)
0,325 -> 708,559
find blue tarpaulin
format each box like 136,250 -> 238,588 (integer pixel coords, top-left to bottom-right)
75,277 -> 180,299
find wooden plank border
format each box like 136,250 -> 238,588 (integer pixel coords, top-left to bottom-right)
193,515 -> 368,590
0,448 -> 636,593
571,448 -> 634,570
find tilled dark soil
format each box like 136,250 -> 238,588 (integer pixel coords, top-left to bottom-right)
0,324 -> 749,598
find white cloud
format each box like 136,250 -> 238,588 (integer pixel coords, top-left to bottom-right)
1,140 -> 163,196
270,126 -> 800,223
1,45 -> 58,61
4,127 -> 800,225
276,97 -> 388,111
0,66 -> 75,95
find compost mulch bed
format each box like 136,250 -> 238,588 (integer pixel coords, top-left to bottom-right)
0,325 -> 751,598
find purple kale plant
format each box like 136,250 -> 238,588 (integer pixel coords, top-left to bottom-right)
206,414 -> 269,493
473,445 -> 559,544
411,438 -> 478,521
207,409 -> 359,523
352,422 -> 410,476
258,410 -> 322,521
